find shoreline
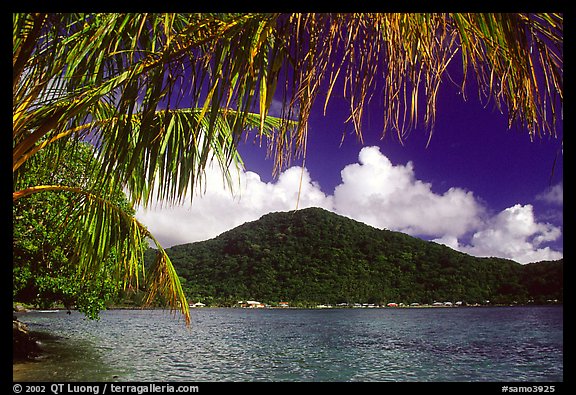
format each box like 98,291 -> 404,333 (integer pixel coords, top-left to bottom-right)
199,304 -> 563,310
14,301 -> 563,314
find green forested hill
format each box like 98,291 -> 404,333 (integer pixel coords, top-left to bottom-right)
148,207 -> 563,306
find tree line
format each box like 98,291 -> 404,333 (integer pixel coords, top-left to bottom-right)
153,208 -> 563,307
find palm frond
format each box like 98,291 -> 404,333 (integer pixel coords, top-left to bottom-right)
15,13 -> 562,173
144,239 -> 190,325
450,13 -> 562,139
268,13 -> 562,148
12,185 -> 191,325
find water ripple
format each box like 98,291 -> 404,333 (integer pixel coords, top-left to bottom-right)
15,306 -> 563,382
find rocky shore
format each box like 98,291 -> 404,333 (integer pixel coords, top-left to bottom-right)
13,305 -> 42,361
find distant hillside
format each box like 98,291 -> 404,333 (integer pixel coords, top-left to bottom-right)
147,207 -> 563,306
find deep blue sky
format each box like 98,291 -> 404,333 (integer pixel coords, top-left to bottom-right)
138,46 -> 563,264
240,72 -> 563,201
237,63 -> 564,256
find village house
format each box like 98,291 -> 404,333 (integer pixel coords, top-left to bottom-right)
238,300 -> 265,308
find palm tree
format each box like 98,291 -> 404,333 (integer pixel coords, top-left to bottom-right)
13,13 -> 293,324
13,13 -> 562,324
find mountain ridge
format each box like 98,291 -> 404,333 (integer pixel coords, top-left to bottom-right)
149,207 -> 562,306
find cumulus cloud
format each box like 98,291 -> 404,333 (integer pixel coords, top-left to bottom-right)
136,164 -> 332,247
333,146 -> 484,238
435,204 -> 563,264
136,146 -> 562,264
536,182 -> 563,206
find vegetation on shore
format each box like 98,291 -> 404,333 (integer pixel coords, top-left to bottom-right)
148,208 -> 563,307
12,142 -> 145,320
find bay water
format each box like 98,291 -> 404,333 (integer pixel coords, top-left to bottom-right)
13,306 -> 563,382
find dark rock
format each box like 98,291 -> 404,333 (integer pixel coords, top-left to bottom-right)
13,319 -> 42,361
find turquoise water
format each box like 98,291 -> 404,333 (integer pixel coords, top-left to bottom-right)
14,306 -> 563,382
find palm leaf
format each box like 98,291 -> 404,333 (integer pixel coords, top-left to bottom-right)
13,184 -> 191,324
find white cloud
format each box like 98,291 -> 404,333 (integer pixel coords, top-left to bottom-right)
136,163 -> 332,248
536,182 -> 563,206
439,204 -> 563,264
333,146 -> 484,238
136,146 -> 562,264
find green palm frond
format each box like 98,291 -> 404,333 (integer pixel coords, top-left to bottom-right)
14,13 -> 562,172
13,185 -> 191,325
93,107 -> 289,208
144,242 -> 190,323
12,101 -> 287,325
13,13 -> 294,180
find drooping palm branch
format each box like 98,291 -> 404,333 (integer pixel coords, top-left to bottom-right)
272,13 -> 562,147
13,13 -> 562,324
13,13 -> 294,324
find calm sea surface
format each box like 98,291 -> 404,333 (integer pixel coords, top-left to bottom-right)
13,306 -> 562,382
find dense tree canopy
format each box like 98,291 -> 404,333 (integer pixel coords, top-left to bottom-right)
156,208 -> 563,307
12,142 -> 146,319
